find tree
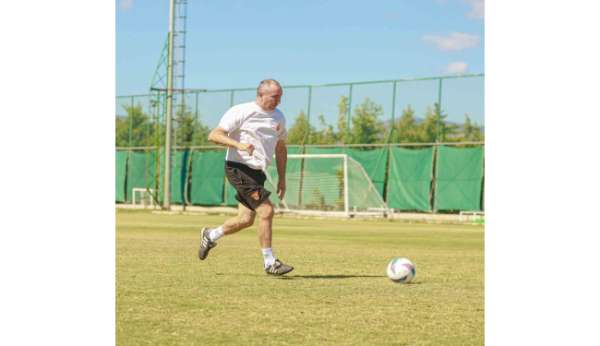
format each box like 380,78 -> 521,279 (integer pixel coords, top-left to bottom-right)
174,106 -> 211,147
391,105 -> 419,143
174,106 -> 195,147
116,104 -> 155,147
311,114 -> 337,144
417,103 -> 458,143
337,96 -> 348,144
463,115 -> 484,141
349,98 -> 385,144
287,111 -> 314,145
192,122 -> 211,146
417,106 -> 437,143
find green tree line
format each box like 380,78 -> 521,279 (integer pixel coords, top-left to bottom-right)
116,104 -> 211,147
285,96 -> 483,145
116,96 -> 483,147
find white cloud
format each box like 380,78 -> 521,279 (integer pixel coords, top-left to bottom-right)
119,0 -> 133,11
446,62 -> 469,74
422,32 -> 480,52
465,0 -> 484,19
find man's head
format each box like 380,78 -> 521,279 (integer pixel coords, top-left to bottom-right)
256,79 -> 283,112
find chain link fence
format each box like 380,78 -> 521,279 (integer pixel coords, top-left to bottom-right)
116,74 -> 484,211
116,74 -> 484,149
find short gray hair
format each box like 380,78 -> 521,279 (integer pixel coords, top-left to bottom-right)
257,79 -> 282,96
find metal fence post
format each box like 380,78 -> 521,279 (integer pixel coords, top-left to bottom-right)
387,81 -> 398,143
128,96 -> 134,147
306,86 -> 312,144
346,83 -> 353,144
437,78 -> 443,143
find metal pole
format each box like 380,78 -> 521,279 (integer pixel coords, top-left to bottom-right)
391,81 -> 397,124
117,141 -> 484,151
194,91 -> 199,127
124,74 -> 484,98
306,86 -> 312,144
222,90 -> 236,205
436,78 -> 443,143
127,96 -> 134,203
154,92 -> 161,205
343,155 -> 349,217
163,0 -> 176,210
432,145 -> 439,213
187,73 -> 483,93
346,84 -> 353,143
128,96 -> 134,147
387,81 -> 397,143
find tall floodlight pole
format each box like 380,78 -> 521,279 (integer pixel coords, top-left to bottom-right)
163,0 -> 176,210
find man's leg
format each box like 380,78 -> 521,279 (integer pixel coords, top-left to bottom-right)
255,199 -> 274,249
255,199 -> 293,276
198,203 -> 255,260
222,203 -> 256,235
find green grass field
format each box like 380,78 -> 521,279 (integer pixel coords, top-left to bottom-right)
117,209 -> 484,345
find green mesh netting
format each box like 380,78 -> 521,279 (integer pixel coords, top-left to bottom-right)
264,146 -> 304,208
295,147 -> 344,210
268,149 -> 386,212
150,150 -> 193,205
386,147 -> 434,211
155,149 -> 190,205
224,146 -> 304,207
346,157 -> 388,212
304,147 -> 387,198
190,150 -> 226,205
434,146 -> 484,211
126,150 -> 159,203
345,147 -> 388,198
116,145 -> 484,211
171,150 -> 189,204
116,151 -> 128,202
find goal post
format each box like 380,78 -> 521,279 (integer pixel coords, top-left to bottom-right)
264,154 -> 390,217
131,188 -> 157,208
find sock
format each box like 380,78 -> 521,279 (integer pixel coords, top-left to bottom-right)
261,248 -> 276,267
208,226 -> 224,242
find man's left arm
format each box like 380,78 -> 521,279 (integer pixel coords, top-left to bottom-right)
275,139 -> 287,199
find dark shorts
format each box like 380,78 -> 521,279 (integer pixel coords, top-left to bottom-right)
225,161 -> 271,211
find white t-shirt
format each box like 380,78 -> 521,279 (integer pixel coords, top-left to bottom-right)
217,101 -> 287,171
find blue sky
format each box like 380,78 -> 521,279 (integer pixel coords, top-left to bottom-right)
116,0 -> 484,125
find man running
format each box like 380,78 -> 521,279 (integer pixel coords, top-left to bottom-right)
198,79 -> 293,276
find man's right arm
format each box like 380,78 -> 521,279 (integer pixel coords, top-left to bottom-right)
208,128 -> 254,156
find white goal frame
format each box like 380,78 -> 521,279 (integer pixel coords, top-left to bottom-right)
265,154 -> 390,218
131,188 -> 157,208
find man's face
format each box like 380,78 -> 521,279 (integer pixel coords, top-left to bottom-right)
258,86 -> 282,112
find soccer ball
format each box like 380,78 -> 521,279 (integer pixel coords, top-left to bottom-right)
386,257 -> 416,283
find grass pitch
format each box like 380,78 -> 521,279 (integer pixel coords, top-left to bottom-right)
117,209 -> 484,345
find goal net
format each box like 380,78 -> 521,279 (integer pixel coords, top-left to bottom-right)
131,188 -> 157,208
264,154 -> 389,217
